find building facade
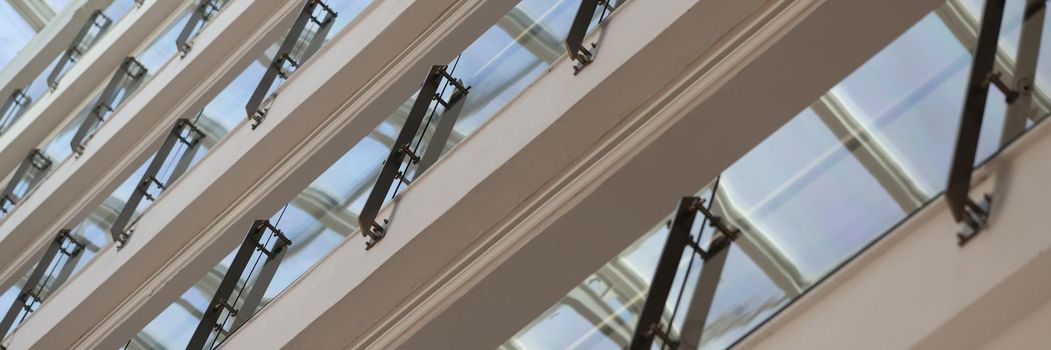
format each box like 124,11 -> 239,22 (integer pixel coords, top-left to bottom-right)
0,0 -> 1046,348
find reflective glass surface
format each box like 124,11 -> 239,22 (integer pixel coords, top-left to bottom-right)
46,0 -> 73,10
0,0 -> 38,70
504,1 -> 1050,349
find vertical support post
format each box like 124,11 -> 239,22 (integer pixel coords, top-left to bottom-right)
167,122 -> 205,183
47,10 -> 113,90
630,196 -> 738,349
0,89 -> 32,135
1000,0 -> 1046,141
70,57 -> 148,156
188,220 -> 291,350
110,119 -> 204,246
188,220 -> 265,350
676,240 -> 730,349
231,237 -> 288,330
357,65 -> 470,249
357,66 -> 445,246
245,0 -> 337,128
299,2 -> 335,64
0,149 -> 53,214
630,197 -> 699,350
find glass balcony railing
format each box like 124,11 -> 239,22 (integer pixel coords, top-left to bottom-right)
502,0 -> 1049,349
131,0 -> 623,348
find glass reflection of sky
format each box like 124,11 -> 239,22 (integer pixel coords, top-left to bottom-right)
102,0 -> 135,23
46,0 -> 73,10
0,1 -> 37,72
504,2 -> 1051,349
719,109 -> 904,279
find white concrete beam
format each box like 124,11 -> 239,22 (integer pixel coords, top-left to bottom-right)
2,0 -> 519,348
220,0 -> 950,347
0,0 -> 298,300
0,0 -> 112,122
739,111 -> 1051,350
0,0 -> 184,179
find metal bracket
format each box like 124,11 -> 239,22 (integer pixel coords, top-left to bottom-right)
0,89 -> 32,135
565,0 -> 617,75
188,219 -> 290,349
956,194 -> 992,246
630,195 -> 739,350
111,119 -> 204,247
0,149 -> 53,214
246,0 -> 337,128
0,229 -> 83,337
176,0 -> 226,56
70,57 -> 148,156
358,65 -> 469,250
985,72 -> 1020,103
47,10 -> 113,90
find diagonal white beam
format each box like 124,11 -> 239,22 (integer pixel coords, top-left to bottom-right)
221,0 -> 951,347
3,0 -> 519,348
0,0 -> 112,121
0,0 -> 185,179
6,0 -> 55,31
